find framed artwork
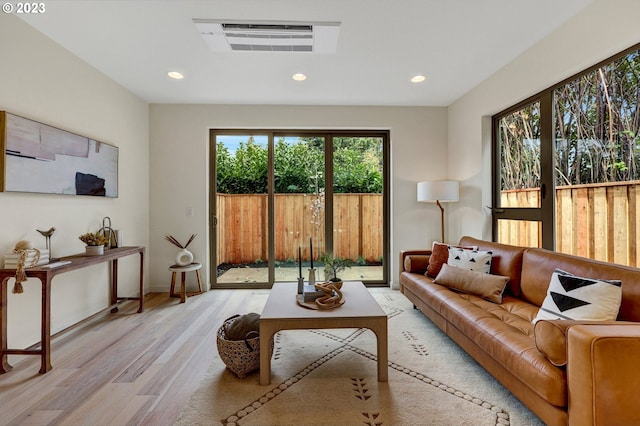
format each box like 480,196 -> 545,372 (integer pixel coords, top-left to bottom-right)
0,111 -> 118,197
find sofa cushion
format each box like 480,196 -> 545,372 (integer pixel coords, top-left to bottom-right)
400,270 -> 567,407
404,254 -> 430,274
448,247 -> 492,273
434,263 -> 509,304
533,269 -> 622,324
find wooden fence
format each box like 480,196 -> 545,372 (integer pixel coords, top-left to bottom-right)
216,193 -> 383,265
500,181 -> 640,267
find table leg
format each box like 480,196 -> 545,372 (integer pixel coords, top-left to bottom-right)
111,259 -> 119,313
373,320 -> 388,382
0,276 -> 12,373
259,323 -> 277,385
40,277 -> 52,374
137,251 -> 144,313
180,272 -> 186,303
195,270 -> 203,293
170,272 -> 177,297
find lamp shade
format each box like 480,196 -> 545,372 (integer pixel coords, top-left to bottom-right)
417,180 -> 459,203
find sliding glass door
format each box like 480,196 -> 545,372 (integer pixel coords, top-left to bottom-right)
213,134 -> 270,285
332,136 -> 384,281
210,130 -> 389,288
273,136 -> 325,282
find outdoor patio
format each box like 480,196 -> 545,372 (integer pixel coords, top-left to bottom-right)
217,265 -> 383,284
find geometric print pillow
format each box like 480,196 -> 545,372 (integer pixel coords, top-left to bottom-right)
447,248 -> 492,274
426,242 -> 479,278
532,269 -> 622,324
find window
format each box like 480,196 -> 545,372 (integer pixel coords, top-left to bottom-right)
493,43 -> 640,266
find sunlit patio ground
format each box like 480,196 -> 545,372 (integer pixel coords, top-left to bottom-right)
217,265 -> 383,283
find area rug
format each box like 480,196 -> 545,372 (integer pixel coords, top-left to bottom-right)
175,289 -> 545,426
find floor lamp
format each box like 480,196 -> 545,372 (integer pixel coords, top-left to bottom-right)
417,180 -> 459,243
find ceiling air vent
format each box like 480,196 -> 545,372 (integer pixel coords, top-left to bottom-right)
194,19 -> 340,53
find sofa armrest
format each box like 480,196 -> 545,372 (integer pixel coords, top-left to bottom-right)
534,319 -> 620,367
399,249 -> 431,274
567,323 -> 640,426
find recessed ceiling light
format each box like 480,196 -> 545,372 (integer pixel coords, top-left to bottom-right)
168,71 -> 184,80
411,74 -> 426,83
292,73 -> 307,81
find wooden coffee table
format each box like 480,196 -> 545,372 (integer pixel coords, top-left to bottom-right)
259,281 -> 388,385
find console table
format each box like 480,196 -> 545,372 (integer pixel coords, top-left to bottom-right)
0,245 -> 145,374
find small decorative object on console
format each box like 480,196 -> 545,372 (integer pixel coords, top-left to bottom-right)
7,240 -> 46,294
78,231 -> 109,256
36,227 -> 56,259
165,234 -> 197,266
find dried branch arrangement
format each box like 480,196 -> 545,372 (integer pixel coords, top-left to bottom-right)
165,234 -> 197,249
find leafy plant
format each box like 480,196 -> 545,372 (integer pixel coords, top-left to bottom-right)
79,232 -> 109,246
318,252 -> 353,281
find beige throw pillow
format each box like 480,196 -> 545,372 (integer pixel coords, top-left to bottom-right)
434,263 -> 509,304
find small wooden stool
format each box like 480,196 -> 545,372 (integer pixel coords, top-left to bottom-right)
169,262 -> 203,303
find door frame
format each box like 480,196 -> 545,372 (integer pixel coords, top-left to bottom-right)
209,129 -> 390,288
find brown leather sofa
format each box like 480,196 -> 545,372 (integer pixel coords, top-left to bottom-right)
399,236 -> 640,426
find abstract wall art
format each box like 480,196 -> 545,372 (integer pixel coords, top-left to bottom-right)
0,111 -> 118,197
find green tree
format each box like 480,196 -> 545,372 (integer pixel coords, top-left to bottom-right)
333,137 -> 383,193
216,137 -> 268,193
216,136 -> 383,194
274,138 -> 324,193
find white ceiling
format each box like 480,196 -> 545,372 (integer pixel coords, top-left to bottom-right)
18,0 -> 594,106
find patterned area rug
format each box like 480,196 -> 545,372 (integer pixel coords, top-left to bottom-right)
176,289 -> 545,426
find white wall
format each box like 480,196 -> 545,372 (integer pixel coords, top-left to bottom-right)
448,0 -> 640,243
0,14 -> 149,351
149,104 -> 448,290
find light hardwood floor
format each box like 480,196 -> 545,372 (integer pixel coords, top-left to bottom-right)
0,289 -> 267,426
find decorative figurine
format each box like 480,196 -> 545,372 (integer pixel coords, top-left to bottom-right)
37,226 -> 56,260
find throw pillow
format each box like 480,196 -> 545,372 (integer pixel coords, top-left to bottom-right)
433,263 -> 510,304
426,243 -> 449,277
426,242 -> 479,278
533,319 -> 573,366
404,254 -> 430,273
532,269 -> 622,324
447,247 -> 493,273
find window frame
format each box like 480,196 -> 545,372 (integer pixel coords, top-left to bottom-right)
492,42 -> 640,249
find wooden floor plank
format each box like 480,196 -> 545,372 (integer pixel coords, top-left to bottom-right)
11,410 -> 64,426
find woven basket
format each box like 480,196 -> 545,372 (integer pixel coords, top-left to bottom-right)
217,315 -> 273,378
